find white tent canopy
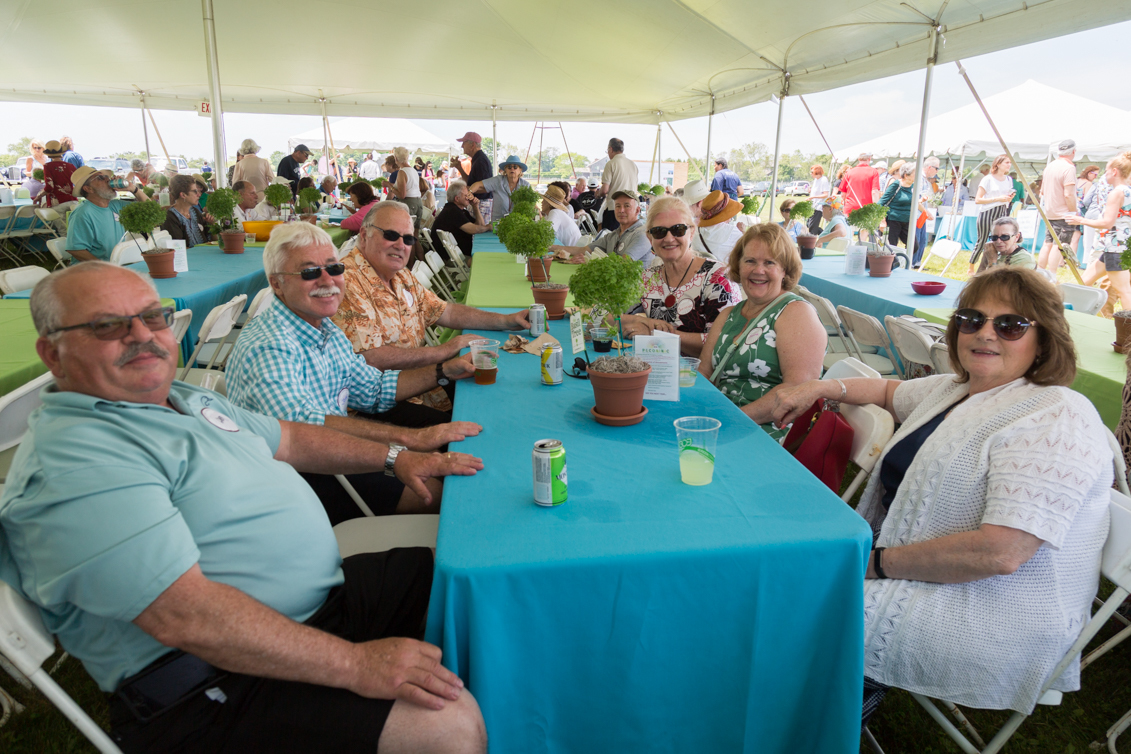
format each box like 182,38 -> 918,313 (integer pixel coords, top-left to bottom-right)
833,80 -> 1131,165
287,118 -> 450,156
1,2 -> 1128,123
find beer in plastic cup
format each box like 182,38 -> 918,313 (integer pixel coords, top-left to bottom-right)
470,339 -> 500,385
673,416 -> 721,485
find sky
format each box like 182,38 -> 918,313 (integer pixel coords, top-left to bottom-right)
3,20 -> 1128,166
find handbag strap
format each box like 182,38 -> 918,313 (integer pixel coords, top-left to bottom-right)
709,292 -> 793,385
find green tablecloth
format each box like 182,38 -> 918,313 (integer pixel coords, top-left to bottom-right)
918,307 -> 1125,430
464,253 -> 579,308
0,300 -> 45,397
327,227 -> 351,248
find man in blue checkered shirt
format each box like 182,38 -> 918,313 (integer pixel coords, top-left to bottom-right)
227,223 -> 483,524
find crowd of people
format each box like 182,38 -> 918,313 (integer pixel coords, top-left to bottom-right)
3,124 -> 1131,753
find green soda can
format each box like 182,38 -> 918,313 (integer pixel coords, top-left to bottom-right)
532,439 -> 567,506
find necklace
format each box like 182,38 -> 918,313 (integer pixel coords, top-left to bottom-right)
662,257 -> 695,308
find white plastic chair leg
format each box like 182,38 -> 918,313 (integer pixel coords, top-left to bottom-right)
335,475 -> 376,517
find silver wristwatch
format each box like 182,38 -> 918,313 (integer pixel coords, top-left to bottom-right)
384,444 -> 407,477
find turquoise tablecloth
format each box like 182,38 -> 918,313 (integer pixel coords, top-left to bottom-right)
933,213 -> 1048,254
426,311 -> 871,753
800,256 -> 963,321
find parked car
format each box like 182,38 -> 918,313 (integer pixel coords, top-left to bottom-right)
784,181 -> 811,196
88,157 -> 132,174
747,181 -> 771,196
150,156 -> 190,174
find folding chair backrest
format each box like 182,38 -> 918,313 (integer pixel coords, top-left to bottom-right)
1107,428 -> 1131,496
1036,268 -> 1056,282
0,580 -> 124,753
824,236 -> 849,252
170,309 -> 193,345
839,403 -> 895,474
179,295 -> 247,379
246,287 -> 275,320
929,341 -> 954,374
0,372 -> 54,458
0,265 -> 49,295
822,357 -> 880,381
34,207 -> 60,225
925,239 -> 962,261
424,249 -> 447,275
1104,490 -> 1131,592
109,240 -> 145,266
15,188 -> 30,199
46,237 -> 71,267
1060,283 -> 1107,316
884,316 -> 936,367
411,260 -> 431,281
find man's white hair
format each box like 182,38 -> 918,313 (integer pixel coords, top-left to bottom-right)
923,156 -> 940,168
262,222 -> 337,276
447,180 -> 468,202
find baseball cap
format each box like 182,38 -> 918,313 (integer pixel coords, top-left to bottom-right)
294,144 -> 312,155
610,188 -> 638,201
586,177 -> 600,189
457,131 -> 482,143
1058,139 -> 1076,152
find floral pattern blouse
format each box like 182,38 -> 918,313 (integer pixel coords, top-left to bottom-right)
627,259 -> 740,345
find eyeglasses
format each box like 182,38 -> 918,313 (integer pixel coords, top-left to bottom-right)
365,225 -> 416,246
987,234 -> 1015,242
277,263 -> 346,281
647,224 -> 690,239
46,306 -> 175,340
952,308 -> 1036,341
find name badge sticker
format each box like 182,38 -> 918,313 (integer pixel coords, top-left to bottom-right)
201,407 -> 240,432
403,289 -> 415,308
337,387 -> 349,411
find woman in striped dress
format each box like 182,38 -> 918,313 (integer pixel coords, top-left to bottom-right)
969,154 -> 1017,273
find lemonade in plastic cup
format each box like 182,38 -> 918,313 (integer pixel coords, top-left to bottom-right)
679,357 -> 700,388
674,416 -> 721,486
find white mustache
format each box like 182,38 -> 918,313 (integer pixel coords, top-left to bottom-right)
310,286 -> 340,298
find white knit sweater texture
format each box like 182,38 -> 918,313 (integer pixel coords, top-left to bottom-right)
857,374 -> 1112,713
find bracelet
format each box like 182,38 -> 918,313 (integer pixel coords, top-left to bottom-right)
873,547 -> 888,579
835,379 -> 847,401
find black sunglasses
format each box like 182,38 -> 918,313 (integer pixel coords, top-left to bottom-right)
366,225 -> 416,246
647,224 -> 690,239
953,308 -> 1035,341
987,234 -> 1016,242
278,263 -> 346,281
47,306 -> 175,340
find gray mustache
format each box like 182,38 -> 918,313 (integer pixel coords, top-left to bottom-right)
115,341 -> 171,366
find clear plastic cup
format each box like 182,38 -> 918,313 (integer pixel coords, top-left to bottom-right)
674,416 -> 721,486
679,357 -> 700,388
470,339 -> 500,385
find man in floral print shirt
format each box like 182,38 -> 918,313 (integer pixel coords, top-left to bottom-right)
333,202 -> 531,424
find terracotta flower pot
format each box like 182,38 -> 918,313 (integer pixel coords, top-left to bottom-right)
531,285 -> 569,320
526,256 -> 553,282
220,231 -> 246,254
587,365 -> 652,418
1115,313 -> 1131,354
868,254 -> 896,277
143,250 -> 177,279
797,234 -> 818,260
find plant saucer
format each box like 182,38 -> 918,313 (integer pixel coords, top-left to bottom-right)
591,405 -> 648,427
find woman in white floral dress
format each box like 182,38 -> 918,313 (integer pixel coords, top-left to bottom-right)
699,223 -> 826,441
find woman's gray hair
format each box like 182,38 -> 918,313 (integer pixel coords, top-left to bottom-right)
131,158 -> 146,171
646,196 -> 694,229
30,262 -> 157,338
239,138 -> 261,156
169,174 -> 196,202
993,216 -> 1020,235
393,146 -> 409,165
447,180 -> 468,202
899,162 -> 917,178
262,222 -> 336,276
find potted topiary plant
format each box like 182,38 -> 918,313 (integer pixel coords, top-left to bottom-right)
205,187 -> 245,253
789,199 -> 818,258
265,183 -> 293,221
569,254 -> 651,425
32,168 -> 44,182
847,203 -> 889,252
740,195 -> 761,222
297,187 -> 322,224
502,212 -> 556,282
119,200 -> 177,278
510,185 -> 540,211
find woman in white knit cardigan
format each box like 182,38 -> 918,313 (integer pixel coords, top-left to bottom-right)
772,266 -> 1111,724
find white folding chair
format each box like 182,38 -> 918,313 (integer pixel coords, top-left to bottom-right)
4,206 -> 49,263
426,248 -> 461,291
0,372 -> 54,497
109,239 -> 146,266
917,238 -> 963,276
1059,283 -> 1107,316
836,305 -> 900,377
46,237 -> 71,269
0,581 -> 123,752
333,515 -> 440,553
170,309 -> 193,347
14,189 -> 30,199
31,208 -> 61,239
819,358 -> 892,502
794,286 -> 878,358
929,341 -> 954,374
910,485 -> 1131,754
577,212 -> 597,236
436,232 -> 469,281
245,287 -> 274,320
0,266 -> 49,295
823,236 -> 849,253
178,295 -> 247,383
884,316 -> 937,374
422,252 -> 455,300
1036,268 -> 1056,283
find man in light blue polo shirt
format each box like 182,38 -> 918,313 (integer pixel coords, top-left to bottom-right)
0,262 -> 487,753
226,223 -> 482,524
65,165 -> 149,262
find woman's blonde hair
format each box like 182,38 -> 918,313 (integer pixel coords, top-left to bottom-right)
991,154 -> 1011,173
1109,151 -> 1131,181
727,223 -> 802,292
393,146 -> 410,165
645,196 -> 693,229
944,266 -> 1076,386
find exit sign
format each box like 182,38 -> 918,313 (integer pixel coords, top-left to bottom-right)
198,101 -> 211,117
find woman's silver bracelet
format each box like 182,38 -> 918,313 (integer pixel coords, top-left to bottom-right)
835,379 -> 847,401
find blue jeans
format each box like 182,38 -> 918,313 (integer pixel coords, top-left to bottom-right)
913,223 -> 927,267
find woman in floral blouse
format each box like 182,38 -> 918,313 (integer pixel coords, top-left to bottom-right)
620,197 -> 741,357
700,223 -> 827,441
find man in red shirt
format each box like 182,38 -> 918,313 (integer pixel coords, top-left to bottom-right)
839,153 -> 881,218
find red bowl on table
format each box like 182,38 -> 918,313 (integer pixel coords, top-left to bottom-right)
911,281 -> 947,295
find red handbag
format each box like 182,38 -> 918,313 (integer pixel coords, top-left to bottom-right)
782,400 -> 855,493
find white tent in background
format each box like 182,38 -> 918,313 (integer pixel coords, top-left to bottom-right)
287,118 -> 451,156
833,80 -> 1131,167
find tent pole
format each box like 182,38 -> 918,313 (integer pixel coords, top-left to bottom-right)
907,25 -> 939,269
147,109 -> 172,164
666,122 -> 697,175
201,0 -> 228,187
321,99 -> 330,178
536,122 -> 544,185
768,81 -> 787,221
954,61 -> 1083,283
524,124 -> 537,166
559,122 -> 577,179
798,95 -> 835,174
658,119 -> 663,187
491,102 -> 498,168
704,96 -> 714,187
140,96 -> 151,163
945,153 -> 966,240
648,125 -> 659,184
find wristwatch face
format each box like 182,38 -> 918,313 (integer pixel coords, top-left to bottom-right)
436,362 -> 450,386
